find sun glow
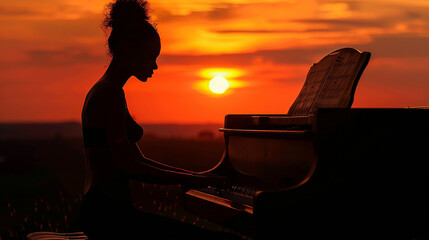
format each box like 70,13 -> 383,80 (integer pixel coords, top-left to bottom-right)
193,68 -> 247,96
209,76 -> 229,94
199,68 -> 244,79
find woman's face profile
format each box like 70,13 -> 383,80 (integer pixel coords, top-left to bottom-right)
131,35 -> 161,82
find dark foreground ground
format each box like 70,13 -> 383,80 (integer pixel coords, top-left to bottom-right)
0,136 -> 238,240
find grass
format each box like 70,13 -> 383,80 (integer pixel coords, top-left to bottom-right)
0,135 -> 243,240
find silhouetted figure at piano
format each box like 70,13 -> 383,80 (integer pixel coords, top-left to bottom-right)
80,1 -> 242,239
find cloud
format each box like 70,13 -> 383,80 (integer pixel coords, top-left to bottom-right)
33,16 -> 104,39
0,0 -> 106,20
158,47 -> 330,66
0,46 -> 105,70
211,28 -> 346,34
0,13 -> 106,69
356,34 -> 429,58
0,6 -> 38,16
290,18 -> 392,29
153,3 -> 239,23
151,0 -> 288,16
7,33 -> 427,69
158,34 -> 429,67
152,0 -> 429,54
25,48 -> 104,66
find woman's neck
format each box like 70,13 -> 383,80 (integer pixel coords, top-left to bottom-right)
100,57 -> 132,88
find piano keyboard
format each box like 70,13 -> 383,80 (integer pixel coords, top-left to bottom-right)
186,185 -> 258,214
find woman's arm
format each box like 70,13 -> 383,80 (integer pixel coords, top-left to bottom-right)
131,143 -> 196,174
104,90 -> 226,187
125,107 -> 196,174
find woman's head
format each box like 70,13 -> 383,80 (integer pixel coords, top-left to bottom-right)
104,0 -> 160,81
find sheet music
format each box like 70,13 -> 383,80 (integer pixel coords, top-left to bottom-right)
288,48 -> 370,116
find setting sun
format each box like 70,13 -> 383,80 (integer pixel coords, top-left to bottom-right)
209,76 -> 229,94
193,68 -> 246,96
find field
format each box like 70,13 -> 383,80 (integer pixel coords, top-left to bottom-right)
0,134 -> 236,240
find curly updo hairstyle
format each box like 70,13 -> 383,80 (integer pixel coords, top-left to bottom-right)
103,0 -> 158,57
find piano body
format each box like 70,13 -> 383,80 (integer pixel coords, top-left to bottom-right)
185,48 -> 429,239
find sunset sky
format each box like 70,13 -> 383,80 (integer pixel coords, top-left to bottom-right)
1,0 -> 428,124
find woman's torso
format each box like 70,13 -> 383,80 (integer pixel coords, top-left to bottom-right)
81,80 -> 143,196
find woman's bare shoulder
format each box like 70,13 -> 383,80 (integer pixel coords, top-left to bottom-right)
82,81 -> 126,125
85,81 -> 125,108
90,81 -> 124,98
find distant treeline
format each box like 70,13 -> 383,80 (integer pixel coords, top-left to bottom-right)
0,122 -> 223,140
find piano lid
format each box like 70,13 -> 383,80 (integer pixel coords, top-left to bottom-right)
223,114 -> 314,130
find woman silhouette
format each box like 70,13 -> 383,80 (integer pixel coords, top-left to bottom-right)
80,0 -> 242,239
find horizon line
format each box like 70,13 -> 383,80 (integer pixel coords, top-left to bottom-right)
0,121 -> 224,125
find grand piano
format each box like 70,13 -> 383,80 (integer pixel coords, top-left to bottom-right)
185,48 -> 429,239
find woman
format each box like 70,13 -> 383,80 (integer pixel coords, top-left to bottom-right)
80,0 -> 241,239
